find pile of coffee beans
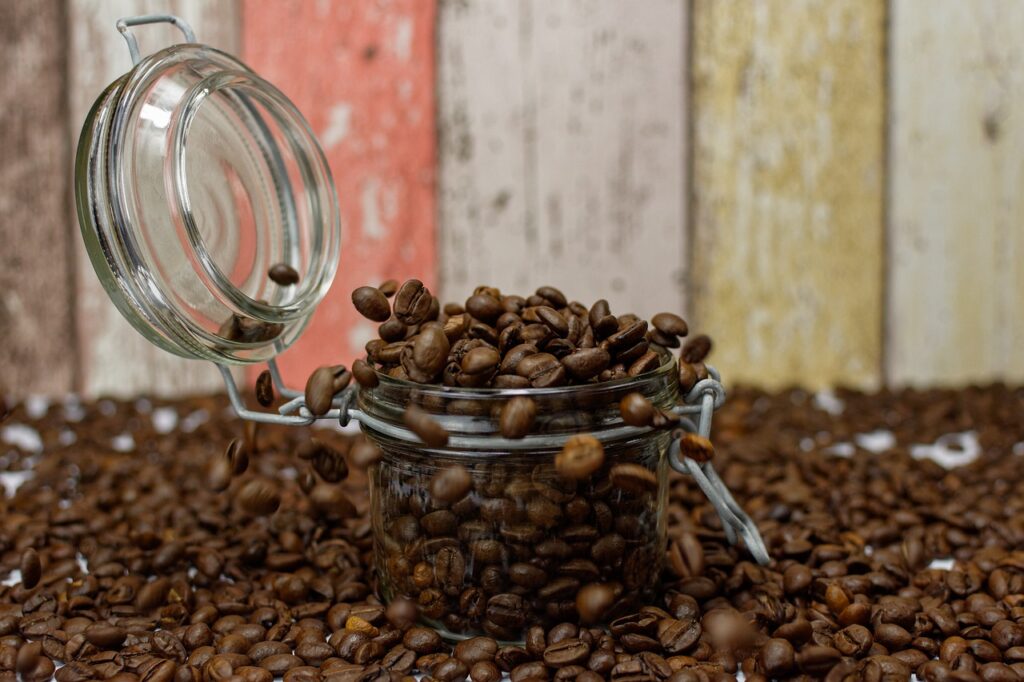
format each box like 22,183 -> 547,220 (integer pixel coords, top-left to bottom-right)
1,382 -> 1023,681
348,281 -> 711,392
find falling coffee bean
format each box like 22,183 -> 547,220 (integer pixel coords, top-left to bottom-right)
351,286 -> 392,322
225,438 -> 249,475
237,477 -> 281,516
403,405 -> 450,447
20,547 -> 41,589
499,397 -> 536,439
651,312 -> 688,338
379,278 -> 399,297
393,279 -> 433,326
555,434 -> 605,480
619,393 -> 656,428
268,262 -> 300,286
255,370 -> 275,407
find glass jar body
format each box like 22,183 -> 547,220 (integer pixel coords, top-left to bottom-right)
358,357 -> 680,641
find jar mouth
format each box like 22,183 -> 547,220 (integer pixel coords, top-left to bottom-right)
356,350 -> 683,450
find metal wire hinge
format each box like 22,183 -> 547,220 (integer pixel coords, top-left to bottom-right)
117,14 -> 196,66
216,360 -> 769,565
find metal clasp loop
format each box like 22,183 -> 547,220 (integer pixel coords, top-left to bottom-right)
116,14 -> 197,66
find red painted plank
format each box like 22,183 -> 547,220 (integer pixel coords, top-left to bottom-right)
242,0 -> 437,388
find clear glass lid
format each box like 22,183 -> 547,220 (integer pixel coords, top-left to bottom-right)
76,20 -> 340,364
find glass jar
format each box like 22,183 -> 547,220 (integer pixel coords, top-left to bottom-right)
76,30 -> 340,364
357,352 -> 681,640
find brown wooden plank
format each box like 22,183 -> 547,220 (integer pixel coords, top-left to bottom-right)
690,0 -> 886,390
437,0 -> 689,319
888,0 -> 1024,386
0,1 -> 76,397
67,0 -> 241,397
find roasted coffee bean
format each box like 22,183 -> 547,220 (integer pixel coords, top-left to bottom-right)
619,393 -> 656,427
352,286 -> 392,322
225,438 -> 249,475
254,370 -> 275,407
352,358 -> 379,388
677,432 -> 714,463
651,312 -> 688,338
267,262 -> 299,285
470,660 -> 501,682
20,547 -> 41,589
575,583 -> 618,625
305,365 -> 349,416
403,627 -> 443,654
681,334 -> 712,363
609,463 -> 657,493
454,637 -> 499,665
85,622 -> 128,649
378,316 -> 407,343
430,464 -> 473,502
394,279 -> 433,326
466,294 -> 504,324
516,352 -> 567,388
499,397 -> 537,439
403,405 -> 450,448
413,326 -> 452,380
555,434 -> 605,480
236,476 -> 281,516
543,639 -> 590,667
561,348 -> 610,381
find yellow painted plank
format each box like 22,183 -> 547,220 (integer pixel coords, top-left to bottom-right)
691,0 -> 885,390
888,0 -> 1024,386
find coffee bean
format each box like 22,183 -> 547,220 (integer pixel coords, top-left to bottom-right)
403,627 -> 443,654
462,347 -> 501,377
379,316 -> 407,343
430,464 -> 473,503
352,286 -> 392,322
403,405 -> 450,448
677,432 -> 714,463
555,435 -> 605,480
536,286 -> 567,308
758,638 -> 795,677
681,334 -> 712,363
516,352 -> 567,388
454,637 -> 498,665
465,294 -> 504,324
499,397 -> 536,439
619,393 -> 656,428
470,660 -> 501,682
394,279 -> 433,326
304,365 -> 348,416
651,312 -> 688,338
20,547 -> 41,589
267,262 -> 300,286
236,477 -> 281,516
609,463 -> 657,494
413,326 -> 451,380
543,638 -> 590,667
225,438 -> 249,475
85,622 -> 128,649
352,358 -> 379,388
561,348 -> 610,381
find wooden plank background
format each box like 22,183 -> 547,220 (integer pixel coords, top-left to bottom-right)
690,0 -> 886,391
0,0 -> 1021,397
437,0 -> 689,320
0,0 -> 77,396
242,0 -> 438,389
66,0 -> 242,397
888,0 -> 1024,387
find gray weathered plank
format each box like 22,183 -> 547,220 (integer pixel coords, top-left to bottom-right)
67,0 -> 241,397
0,1 -> 77,397
437,0 -> 688,320
888,0 -> 1024,386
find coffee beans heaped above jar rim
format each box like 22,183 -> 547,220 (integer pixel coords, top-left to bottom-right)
347,280 -> 712,391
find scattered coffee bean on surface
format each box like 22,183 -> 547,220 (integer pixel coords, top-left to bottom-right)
352,286 -> 392,322
255,369 -> 275,407
403,405 -> 451,448
268,262 -> 300,286
499,396 -> 536,439
19,547 -> 41,589
555,434 -> 605,480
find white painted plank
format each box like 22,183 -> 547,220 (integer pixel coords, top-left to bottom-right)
437,0 -> 688,320
67,0 -> 241,397
889,0 -> 1024,386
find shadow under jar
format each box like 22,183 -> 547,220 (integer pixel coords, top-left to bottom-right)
357,351 -> 681,642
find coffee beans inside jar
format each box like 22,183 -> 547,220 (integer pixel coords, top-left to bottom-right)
334,282 -> 708,638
